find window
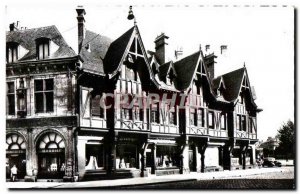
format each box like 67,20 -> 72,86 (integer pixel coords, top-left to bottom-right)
7,82 -> 15,115
249,117 -> 256,133
122,108 -> 132,120
35,79 -> 54,113
208,111 -> 214,129
132,106 -> 140,121
91,95 -> 105,118
36,38 -> 50,60
6,43 -> 18,63
169,106 -> 176,125
238,93 -> 244,104
241,115 -> 246,131
237,115 -> 241,131
220,113 -> 226,130
197,108 -> 205,127
151,103 -> 159,123
190,108 -> 197,126
125,66 -> 134,80
197,86 -> 201,95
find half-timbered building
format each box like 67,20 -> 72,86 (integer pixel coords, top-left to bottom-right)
6,7 -> 261,182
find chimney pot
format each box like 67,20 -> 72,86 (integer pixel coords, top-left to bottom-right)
205,45 -> 210,52
220,45 -> 228,55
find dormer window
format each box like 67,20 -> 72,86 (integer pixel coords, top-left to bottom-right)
36,38 -> 50,60
6,42 -> 19,63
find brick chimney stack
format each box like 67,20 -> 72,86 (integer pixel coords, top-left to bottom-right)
154,33 -> 169,65
9,21 -> 19,31
76,6 -> 86,54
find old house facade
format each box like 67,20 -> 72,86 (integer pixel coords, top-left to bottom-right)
6,7 -> 261,182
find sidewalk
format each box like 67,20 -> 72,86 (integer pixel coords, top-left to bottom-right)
7,166 -> 294,189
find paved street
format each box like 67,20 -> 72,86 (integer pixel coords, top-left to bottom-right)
118,179 -> 294,189
7,166 -> 295,190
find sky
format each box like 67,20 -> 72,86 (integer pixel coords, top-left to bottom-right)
2,1 -> 295,142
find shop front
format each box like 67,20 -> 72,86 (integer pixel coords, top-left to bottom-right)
36,132 -> 66,179
6,133 -> 27,180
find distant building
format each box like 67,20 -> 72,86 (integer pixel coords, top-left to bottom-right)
6,7 -> 261,182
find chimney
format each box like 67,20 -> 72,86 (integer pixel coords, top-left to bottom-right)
76,6 -> 86,54
154,33 -> 169,65
205,45 -> 210,52
9,22 -> 19,31
220,45 -> 228,55
174,47 -> 183,60
204,53 -> 217,79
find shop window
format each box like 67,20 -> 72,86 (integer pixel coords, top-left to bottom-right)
208,111 -> 215,129
35,79 -> 54,113
36,38 -> 50,60
7,82 -> 15,115
220,113 -> 226,130
91,95 -> 105,118
156,146 -> 179,168
190,108 -> 197,126
151,103 -> 159,123
117,144 -> 137,169
6,42 -> 18,63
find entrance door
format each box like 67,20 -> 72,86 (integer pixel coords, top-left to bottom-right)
38,152 -> 65,179
189,146 -> 196,172
6,133 -> 27,180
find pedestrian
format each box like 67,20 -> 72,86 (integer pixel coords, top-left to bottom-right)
10,165 -> 18,182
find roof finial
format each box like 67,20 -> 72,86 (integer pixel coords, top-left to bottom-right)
127,6 -> 137,25
243,62 -> 246,68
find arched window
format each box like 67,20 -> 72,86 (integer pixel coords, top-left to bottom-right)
6,133 -> 26,151
38,132 -> 65,150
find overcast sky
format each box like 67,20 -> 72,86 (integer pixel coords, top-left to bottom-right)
4,2 -> 294,141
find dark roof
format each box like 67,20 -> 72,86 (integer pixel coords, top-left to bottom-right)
173,51 -> 201,91
104,27 -> 135,74
220,67 -> 245,102
158,61 -> 171,81
79,30 -> 112,74
212,76 -> 222,90
6,25 -> 76,61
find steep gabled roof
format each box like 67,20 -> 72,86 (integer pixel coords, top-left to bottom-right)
103,27 -> 135,74
79,30 -> 112,74
173,51 -> 201,91
158,61 -> 172,81
6,25 -> 76,61
221,67 -> 245,102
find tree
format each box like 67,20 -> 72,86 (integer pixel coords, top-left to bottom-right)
276,120 -> 295,159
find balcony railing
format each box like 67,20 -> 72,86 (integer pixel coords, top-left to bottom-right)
235,130 -> 257,139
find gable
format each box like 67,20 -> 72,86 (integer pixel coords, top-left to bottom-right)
104,26 -> 162,90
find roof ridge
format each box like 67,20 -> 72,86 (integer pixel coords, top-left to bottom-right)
220,67 -> 245,77
174,50 -> 200,65
6,25 -> 56,33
